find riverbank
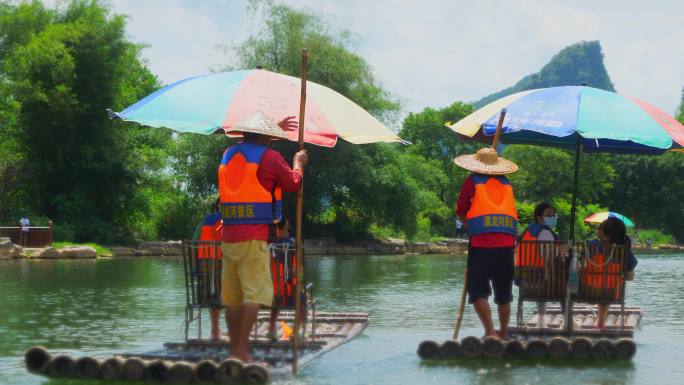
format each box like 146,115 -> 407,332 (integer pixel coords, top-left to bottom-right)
4,236 -> 683,260
0,237 -> 470,259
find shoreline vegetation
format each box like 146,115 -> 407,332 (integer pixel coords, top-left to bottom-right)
2,237 -> 683,261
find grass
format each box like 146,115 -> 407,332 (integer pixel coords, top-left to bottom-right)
52,242 -> 113,257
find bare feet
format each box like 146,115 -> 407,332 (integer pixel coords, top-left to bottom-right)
228,351 -> 251,363
496,330 -> 509,340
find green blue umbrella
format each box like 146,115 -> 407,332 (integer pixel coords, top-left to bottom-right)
584,212 -> 635,227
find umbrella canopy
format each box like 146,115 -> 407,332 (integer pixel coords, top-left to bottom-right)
451,86 -> 684,153
109,69 -> 401,147
584,211 -> 635,227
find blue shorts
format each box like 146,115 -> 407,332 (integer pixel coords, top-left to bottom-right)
467,247 -> 514,305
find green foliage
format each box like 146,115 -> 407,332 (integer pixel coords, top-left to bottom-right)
52,241 -> 112,256
504,145 -> 615,205
635,229 -> 675,246
399,102 -> 479,206
476,41 -> 615,108
605,153 -> 684,241
0,0 -> 162,242
552,199 -> 606,241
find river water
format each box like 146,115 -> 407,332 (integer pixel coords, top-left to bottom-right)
1,252 -> 683,385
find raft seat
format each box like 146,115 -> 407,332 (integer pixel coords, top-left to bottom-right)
574,242 -> 629,330
182,240 -> 224,341
515,240 -> 572,328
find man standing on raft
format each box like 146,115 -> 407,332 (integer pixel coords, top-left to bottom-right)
219,111 -> 307,362
454,146 -> 518,339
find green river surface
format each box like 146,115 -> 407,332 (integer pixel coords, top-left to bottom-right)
1,252 -> 683,385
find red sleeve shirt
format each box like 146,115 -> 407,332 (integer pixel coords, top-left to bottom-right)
456,175 -> 516,248
222,148 -> 302,243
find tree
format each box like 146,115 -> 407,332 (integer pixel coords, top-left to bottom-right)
1,0 -> 161,242
503,146 -> 615,205
606,153 -> 684,241
399,102 -> 479,206
208,2 -> 455,240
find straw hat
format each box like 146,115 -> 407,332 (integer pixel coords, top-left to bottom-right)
224,110 -> 290,140
453,147 -> 518,175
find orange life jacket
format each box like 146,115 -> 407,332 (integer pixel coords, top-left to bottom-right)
198,212 -> 222,260
582,242 -> 622,299
515,223 -> 558,268
218,143 -> 282,225
270,241 -> 298,307
466,174 -> 518,236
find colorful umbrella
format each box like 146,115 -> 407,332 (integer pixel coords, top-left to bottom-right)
452,86 -> 684,153
108,69 -> 401,147
584,211 -> 635,227
448,85 -> 684,242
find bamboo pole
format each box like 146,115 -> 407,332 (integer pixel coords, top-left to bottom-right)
451,269 -> 468,340
491,108 -> 507,150
292,47 -> 308,375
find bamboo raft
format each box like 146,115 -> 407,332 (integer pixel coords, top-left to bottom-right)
25,310 -> 368,384
418,305 -> 642,361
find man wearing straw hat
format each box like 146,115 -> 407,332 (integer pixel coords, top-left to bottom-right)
454,143 -> 518,339
219,110 -> 308,362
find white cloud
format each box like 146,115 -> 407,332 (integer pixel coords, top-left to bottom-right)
51,0 -> 684,116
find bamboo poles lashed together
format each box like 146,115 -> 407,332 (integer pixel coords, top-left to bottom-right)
292,48 -> 308,375
452,108 -> 507,340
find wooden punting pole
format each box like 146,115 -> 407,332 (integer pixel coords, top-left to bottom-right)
292,47 -> 308,375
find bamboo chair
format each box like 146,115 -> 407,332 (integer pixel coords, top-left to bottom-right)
181,240 -> 223,341
574,242 -> 629,331
515,240 -> 571,328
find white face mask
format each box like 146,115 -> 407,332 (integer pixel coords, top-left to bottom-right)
544,216 -> 558,228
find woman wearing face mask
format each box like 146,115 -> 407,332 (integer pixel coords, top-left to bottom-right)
585,217 -> 637,331
516,203 -> 559,327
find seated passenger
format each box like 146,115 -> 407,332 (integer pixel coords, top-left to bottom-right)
267,219 -> 305,341
516,203 -> 559,327
585,217 -> 637,330
193,200 -> 225,340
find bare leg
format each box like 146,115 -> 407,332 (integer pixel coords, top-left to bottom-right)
497,303 -> 511,339
210,308 -> 221,339
235,303 -> 260,362
226,306 -> 242,359
268,306 -> 279,340
536,301 -> 546,328
597,304 -> 608,330
473,298 -> 497,337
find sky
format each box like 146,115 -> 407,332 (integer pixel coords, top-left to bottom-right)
52,0 -> 684,121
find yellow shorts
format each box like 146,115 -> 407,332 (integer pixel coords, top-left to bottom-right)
221,240 -> 273,306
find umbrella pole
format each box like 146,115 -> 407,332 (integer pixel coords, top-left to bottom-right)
292,48 -> 308,375
564,136 -> 583,333
568,136 -> 583,241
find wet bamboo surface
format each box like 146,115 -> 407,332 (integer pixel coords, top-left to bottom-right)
418,305 -> 642,362
510,304 -> 643,338
25,311 -> 369,384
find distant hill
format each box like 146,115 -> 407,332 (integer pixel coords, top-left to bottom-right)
475,41 -> 615,108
